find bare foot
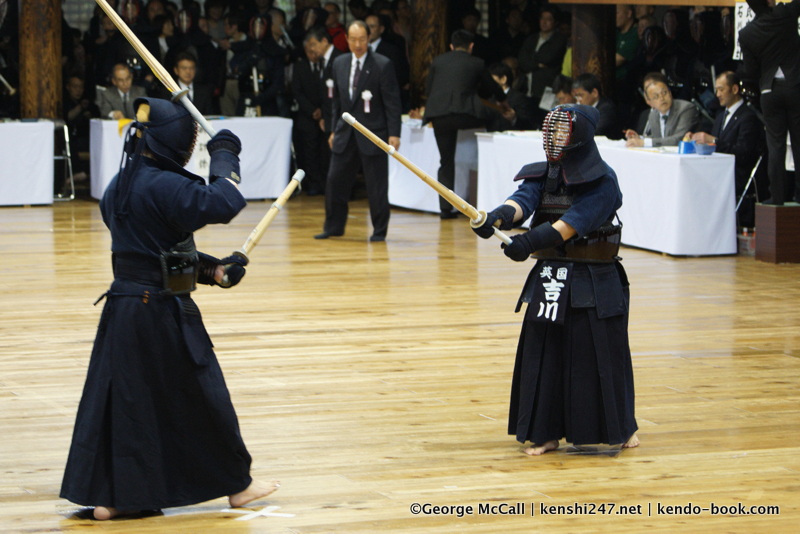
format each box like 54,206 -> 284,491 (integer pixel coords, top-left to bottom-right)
93,506 -> 119,520
523,440 -> 559,456
229,479 -> 280,508
623,433 -> 640,448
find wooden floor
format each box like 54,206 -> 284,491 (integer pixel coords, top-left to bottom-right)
0,195 -> 799,533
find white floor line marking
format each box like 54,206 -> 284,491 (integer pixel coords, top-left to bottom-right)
221,505 -> 295,520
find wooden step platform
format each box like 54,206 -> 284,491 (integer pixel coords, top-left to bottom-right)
755,203 -> 800,263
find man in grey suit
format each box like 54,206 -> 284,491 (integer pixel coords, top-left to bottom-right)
315,20 -> 402,242
625,72 -> 699,147
96,64 -> 147,120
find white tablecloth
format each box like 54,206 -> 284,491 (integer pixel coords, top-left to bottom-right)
388,120 -> 480,213
0,121 -> 54,206
90,117 -> 293,200
476,132 -> 738,256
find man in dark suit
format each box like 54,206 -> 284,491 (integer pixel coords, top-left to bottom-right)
572,73 -> 619,139
292,37 -> 326,195
517,6 -> 567,105
739,0 -> 800,204
625,72 -> 699,147
315,20 -> 402,242
306,26 -> 344,139
154,51 -> 215,115
690,71 -> 765,226
96,64 -> 147,120
365,13 -> 410,111
423,29 -> 494,218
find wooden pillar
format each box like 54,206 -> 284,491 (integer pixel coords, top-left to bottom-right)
571,4 -> 615,99
409,0 -> 447,108
19,0 -> 61,119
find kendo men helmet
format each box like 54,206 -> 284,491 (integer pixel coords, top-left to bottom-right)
542,104 -> 611,186
133,97 -> 198,169
542,104 -> 598,162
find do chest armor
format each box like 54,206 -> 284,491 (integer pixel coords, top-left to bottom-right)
531,180 -> 622,263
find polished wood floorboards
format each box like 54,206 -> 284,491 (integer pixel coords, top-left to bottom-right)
0,196 -> 798,533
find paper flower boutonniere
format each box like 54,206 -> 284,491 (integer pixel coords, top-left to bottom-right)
362,90 -> 373,113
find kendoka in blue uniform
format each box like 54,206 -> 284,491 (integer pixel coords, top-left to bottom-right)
473,104 -> 639,455
60,98 -> 279,519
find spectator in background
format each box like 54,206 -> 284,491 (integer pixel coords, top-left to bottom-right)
152,14 -> 176,64
306,26 -> 343,136
219,12 -> 249,116
627,25 -> 669,129
558,10 -> 572,78
119,0 -> 158,83
502,56 -> 527,94
373,7 -> 408,55
488,61 -> 532,130
635,5 -> 655,20
490,7 -> 528,64
63,75 -> 99,182
553,74 -> 576,105
323,2 -> 348,52
145,0 -> 167,30
288,1 -> 327,50
661,8 -> 698,101
205,0 -> 228,44
637,16 -> 656,40
292,37 -> 327,195
244,0 -> 275,20
625,71 -> 699,147
366,13 -> 410,111
615,5 -> 638,84
391,0 -> 413,47
572,73 -> 618,138
348,0 -> 369,21
615,4 -> 639,132
235,15 -> 288,117
509,0 -> 538,33
96,63 -> 146,120
459,7 -> 491,63
169,8 -> 223,90
518,6 -> 567,115
157,51 -> 215,115
269,8 -> 294,67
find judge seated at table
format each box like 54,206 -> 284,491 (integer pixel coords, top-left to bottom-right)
96,64 -> 147,120
624,71 -> 699,147
688,71 -> 765,227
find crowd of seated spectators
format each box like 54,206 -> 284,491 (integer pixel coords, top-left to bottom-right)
0,1 -> 771,206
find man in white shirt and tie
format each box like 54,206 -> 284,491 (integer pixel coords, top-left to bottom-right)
96,64 -> 147,120
625,71 -> 699,147
315,20 -> 401,242
171,52 -> 215,115
688,71 -> 765,226
305,26 -> 343,133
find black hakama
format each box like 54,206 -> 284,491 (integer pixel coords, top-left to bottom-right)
508,261 -> 638,446
60,277 -> 252,510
